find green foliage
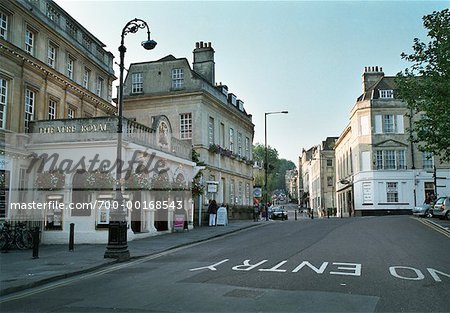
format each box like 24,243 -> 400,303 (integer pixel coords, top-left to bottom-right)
396,9 -> 450,162
252,143 -> 296,198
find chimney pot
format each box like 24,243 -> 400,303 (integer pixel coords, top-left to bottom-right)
375,66 -> 379,72
196,42 -> 199,48
380,67 -> 383,72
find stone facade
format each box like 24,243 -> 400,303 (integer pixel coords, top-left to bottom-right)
122,42 -> 255,217
334,67 -> 450,216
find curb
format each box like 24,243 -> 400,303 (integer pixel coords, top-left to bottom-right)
0,222 -> 265,297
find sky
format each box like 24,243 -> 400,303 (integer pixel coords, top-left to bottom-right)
56,0 -> 449,165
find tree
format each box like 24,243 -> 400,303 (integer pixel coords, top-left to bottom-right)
252,143 -> 296,198
396,9 -> 450,162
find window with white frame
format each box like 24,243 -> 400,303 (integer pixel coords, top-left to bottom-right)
171,68 -> 184,89
48,99 -> 57,119
238,181 -> 243,205
245,137 -> 250,159
383,115 -> 395,133
24,89 -> 35,132
376,150 -> 406,170
245,183 -> 250,205
67,55 -> 74,79
96,76 -> 103,97
180,113 -> 192,139
83,68 -> 90,89
25,29 -> 34,55
0,12 -> 8,40
379,89 -> 394,99
237,132 -> 242,157
386,182 -> 398,202
208,116 -> 214,145
131,72 -> 143,93
375,114 -> 404,134
229,128 -> 234,152
229,180 -> 235,205
47,43 -> 57,68
67,107 -> 75,119
0,78 -> 7,129
422,152 -> 433,169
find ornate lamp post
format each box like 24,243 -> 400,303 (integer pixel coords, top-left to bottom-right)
264,111 -> 288,221
104,19 -> 157,260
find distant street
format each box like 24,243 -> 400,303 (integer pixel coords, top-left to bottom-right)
1,215 -> 449,313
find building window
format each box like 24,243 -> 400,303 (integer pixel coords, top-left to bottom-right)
379,89 -> 394,99
0,12 -> 8,40
384,150 -> 396,170
47,43 -> 57,68
180,113 -> 192,139
0,78 -> 7,129
327,176 -> 333,187
67,107 -> 75,119
327,159 -> 333,167
0,170 -> 10,218
229,128 -> 234,152
422,152 -> 433,169
386,182 -> 398,203
245,183 -> 250,205
237,132 -> 242,157
245,137 -> 250,159
67,55 -> 74,79
25,29 -> 34,55
383,115 -> 395,133
229,180 -> 235,205
18,168 -> 29,203
96,76 -> 103,97
66,20 -> 77,38
83,68 -> 90,89
376,150 -> 406,170
24,89 -> 35,132
48,99 -> 57,119
131,73 -> 143,93
238,181 -> 243,205
208,116 -> 214,145
171,68 -> 184,89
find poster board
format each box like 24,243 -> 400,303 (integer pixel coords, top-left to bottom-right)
216,207 -> 228,226
173,214 -> 186,232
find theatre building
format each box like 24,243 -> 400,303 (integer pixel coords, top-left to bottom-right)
0,0 -> 197,243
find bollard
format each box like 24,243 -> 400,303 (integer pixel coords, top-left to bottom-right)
32,226 -> 40,259
295,210 -> 297,220
69,223 -> 75,251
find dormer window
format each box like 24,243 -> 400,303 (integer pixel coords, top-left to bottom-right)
172,68 -> 184,89
379,89 -> 394,99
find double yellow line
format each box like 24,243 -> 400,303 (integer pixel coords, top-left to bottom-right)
413,216 -> 450,239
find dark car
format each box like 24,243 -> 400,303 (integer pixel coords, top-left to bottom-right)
270,207 -> 288,220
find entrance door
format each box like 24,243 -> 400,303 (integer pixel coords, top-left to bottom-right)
131,191 -> 141,233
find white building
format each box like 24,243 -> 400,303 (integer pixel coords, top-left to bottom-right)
335,67 -> 450,216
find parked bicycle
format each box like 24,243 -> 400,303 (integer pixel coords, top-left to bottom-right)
0,222 -> 34,250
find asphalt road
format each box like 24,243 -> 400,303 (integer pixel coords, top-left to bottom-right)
1,215 -> 449,312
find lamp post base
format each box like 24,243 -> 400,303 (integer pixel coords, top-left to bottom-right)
104,220 -> 130,260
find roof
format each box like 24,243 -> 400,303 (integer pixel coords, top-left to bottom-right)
357,76 -> 397,101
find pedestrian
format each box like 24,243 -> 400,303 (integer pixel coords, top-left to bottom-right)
208,199 -> 218,226
253,204 -> 259,222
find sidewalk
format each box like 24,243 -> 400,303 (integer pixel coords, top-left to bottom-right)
0,220 -> 265,296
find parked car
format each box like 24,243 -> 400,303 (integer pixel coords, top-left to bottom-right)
412,204 -> 432,217
432,196 -> 450,220
270,207 -> 288,220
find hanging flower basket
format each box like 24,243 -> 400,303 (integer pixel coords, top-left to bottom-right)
191,181 -> 204,196
85,170 -> 115,190
35,171 -> 65,190
124,172 -> 151,190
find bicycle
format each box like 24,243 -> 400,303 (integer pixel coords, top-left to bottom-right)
0,222 -> 34,250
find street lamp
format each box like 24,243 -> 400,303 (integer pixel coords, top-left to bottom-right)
264,111 -> 288,221
104,18 -> 157,260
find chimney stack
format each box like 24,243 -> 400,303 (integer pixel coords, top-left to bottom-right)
193,41 -> 215,85
362,66 -> 384,93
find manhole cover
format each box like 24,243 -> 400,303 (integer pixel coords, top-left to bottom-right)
224,289 -> 264,299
